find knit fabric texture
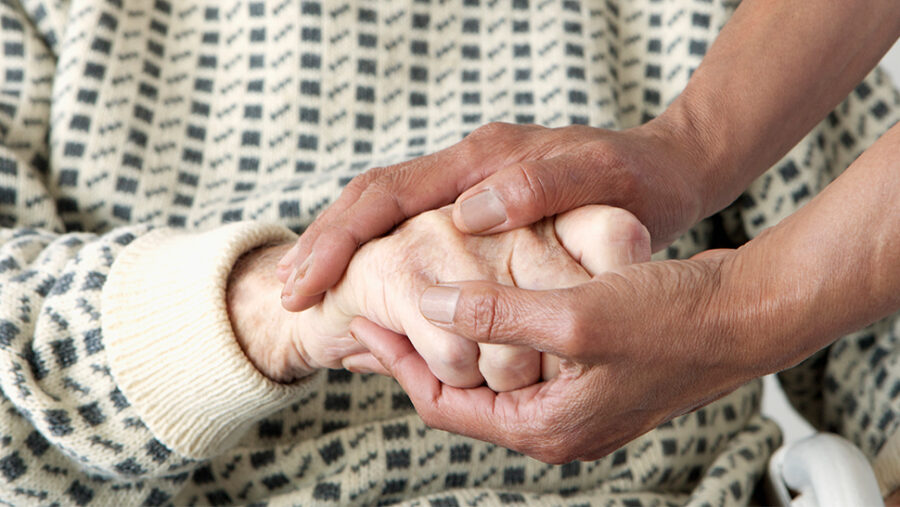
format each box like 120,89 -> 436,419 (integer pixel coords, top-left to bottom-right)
0,0 -> 898,505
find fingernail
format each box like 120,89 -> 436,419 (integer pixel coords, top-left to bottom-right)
420,285 -> 460,324
277,242 -> 302,269
281,266 -> 300,299
285,253 -> 314,297
342,351 -> 381,375
459,189 -> 507,232
629,241 -> 646,264
345,364 -> 376,375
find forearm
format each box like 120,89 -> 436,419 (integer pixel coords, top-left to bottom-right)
722,123 -> 900,373
657,0 -> 900,220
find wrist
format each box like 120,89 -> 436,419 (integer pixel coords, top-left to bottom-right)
623,112 -> 713,245
713,234 -> 837,379
227,243 -> 315,383
648,95 -> 746,222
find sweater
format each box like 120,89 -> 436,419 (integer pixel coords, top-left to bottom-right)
0,0 -> 897,505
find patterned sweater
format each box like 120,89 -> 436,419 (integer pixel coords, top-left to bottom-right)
0,0 -> 898,505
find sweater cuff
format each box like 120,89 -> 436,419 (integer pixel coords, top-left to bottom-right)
102,222 -> 305,459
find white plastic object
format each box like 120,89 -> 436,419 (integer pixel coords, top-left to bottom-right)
768,433 -> 884,507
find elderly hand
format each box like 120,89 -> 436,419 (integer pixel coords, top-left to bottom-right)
228,205 -> 648,390
275,119 -> 714,312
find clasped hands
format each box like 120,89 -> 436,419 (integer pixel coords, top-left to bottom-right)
231,203 -> 649,392
227,121 -> 781,463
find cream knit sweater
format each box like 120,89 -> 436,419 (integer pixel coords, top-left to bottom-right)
0,0 -> 898,505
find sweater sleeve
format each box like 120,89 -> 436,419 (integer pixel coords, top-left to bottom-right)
0,1 -> 314,480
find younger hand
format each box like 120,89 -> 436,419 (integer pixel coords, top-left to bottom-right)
276,120 -> 710,312
349,249 -> 769,462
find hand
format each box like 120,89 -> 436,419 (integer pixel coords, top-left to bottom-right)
228,205 -> 649,390
347,122 -> 900,463
277,0 -> 900,314
347,248 -> 778,462
276,119 -> 709,312
227,243 -> 373,382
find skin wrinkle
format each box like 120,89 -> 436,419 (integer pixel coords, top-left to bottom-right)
514,161 -> 551,219
503,237 -> 517,288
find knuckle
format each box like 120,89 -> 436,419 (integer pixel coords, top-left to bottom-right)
319,221 -> 362,251
583,139 -> 626,169
555,299 -> 590,358
480,348 -> 539,391
554,124 -> 592,142
431,338 -> 478,370
414,208 -> 452,228
346,168 -> 380,192
355,165 -> 408,200
394,208 -> 456,244
586,142 -> 640,197
540,125 -> 594,157
461,290 -> 502,342
509,162 -> 550,214
362,167 -> 397,194
479,345 -> 529,370
605,208 -> 651,248
471,121 -> 514,141
463,123 -> 522,158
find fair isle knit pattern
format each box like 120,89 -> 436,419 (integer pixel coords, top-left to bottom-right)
0,0 -> 897,505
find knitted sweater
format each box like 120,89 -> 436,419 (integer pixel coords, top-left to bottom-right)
0,0 -> 897,505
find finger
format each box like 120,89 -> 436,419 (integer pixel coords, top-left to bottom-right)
478,344 -> 541,392
276,187 -> 365,283
275,174 -> 375,282
451,154 -> 609,235
349,317 -> 546,450
480,211 -> 600,391
341,352 -> 390,376
541,354 -> 560,381
553,205 -> 651,276
280,263 -> 324,312
275,241 -> 303,281
402,312 -> 485,388
418,282 -> 589,359
544,205 -> 648,377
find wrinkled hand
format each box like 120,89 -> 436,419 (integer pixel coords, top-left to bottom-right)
348,248 -> 785,462
228,205 -> 648,391
277,119 -> 711,312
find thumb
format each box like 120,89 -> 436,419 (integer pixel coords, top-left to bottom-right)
417,282 -> 590,360
451,156 -> 601,235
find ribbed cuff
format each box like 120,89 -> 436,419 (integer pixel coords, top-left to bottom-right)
102,222 -> 305,459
